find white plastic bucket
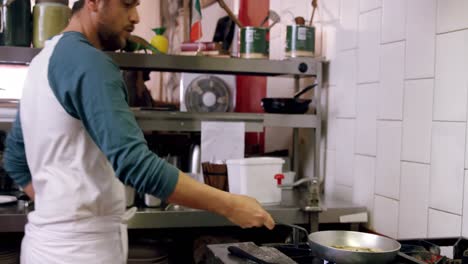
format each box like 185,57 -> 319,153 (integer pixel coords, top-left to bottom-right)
226,157 -> 284,204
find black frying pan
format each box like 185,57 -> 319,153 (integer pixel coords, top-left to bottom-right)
261,84 -> 317,114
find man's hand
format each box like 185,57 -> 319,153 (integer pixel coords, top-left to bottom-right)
167,172 -> 275,230
22,182 -> 35,201
224,194 -> 275,230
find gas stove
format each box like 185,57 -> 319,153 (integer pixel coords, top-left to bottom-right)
206,237 -> 468,264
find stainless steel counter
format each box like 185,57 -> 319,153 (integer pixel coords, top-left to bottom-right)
128,205 -> 312,229
0,196 -> 366,233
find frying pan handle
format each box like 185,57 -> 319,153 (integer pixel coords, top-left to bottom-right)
277,223 -> 310,248
227,246 -> 272,264
216,0 -> 243,28
293,83 -> 317,99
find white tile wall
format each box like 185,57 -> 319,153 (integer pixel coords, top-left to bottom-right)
275,0 -> 311,25
319,0 -> 341,22
324,23 -> 339,86
322,0 -> 468,240
375,121 -> 401,200
430,122 -> 466,215
466,128 -> 468,169
436,0 -> 468,34
360,0 -> 382,13
327,86 -> 338,151
401,79 -> 433,163
335,184 -> 354,201
463,171 -> 468,237
336,49 -> 358,118
398,162 -> 430,239
428,209 -> 462,238
358,9 -> 382,83
355,83 -> 377,156
353,155 -> 376,212
381,0 -> 406,43
378,41 -> 405,120
434,30 -> 468,122
339,0 -> 360,51
336,119 -> 355,187
405,0 -> 436,79
325,151 -> 337,195
373,195 -> 399,238
322,21 -> 340,64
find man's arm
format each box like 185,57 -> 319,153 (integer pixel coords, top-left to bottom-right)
168,172 -> 275,229
48,51 -> 274,229
3,110 -> 34,200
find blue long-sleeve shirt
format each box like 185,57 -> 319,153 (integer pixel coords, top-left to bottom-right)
3,31 -> 179,200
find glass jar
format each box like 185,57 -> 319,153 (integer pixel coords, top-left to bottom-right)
33,0 -> 71,48
0,0 -> 32,47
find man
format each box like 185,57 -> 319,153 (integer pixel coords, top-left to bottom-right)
3,0 -> 275,263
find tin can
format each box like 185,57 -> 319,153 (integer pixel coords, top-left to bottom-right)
240,26 -> 268,59
286,25 -> 315,57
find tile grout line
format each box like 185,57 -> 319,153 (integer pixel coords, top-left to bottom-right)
426,0 -> 438,238
405,77 -> 434,81
436,28 -> 468,36
400,160 -> 430,166
381,39 -> 405,46
357,81 -> 380,85
428,207 -> 462,217
375,194 -> 399,203
432,120 -> 467,123
355,153 -> 376,158
360,7 -> 382,15
336,117 -> 356,120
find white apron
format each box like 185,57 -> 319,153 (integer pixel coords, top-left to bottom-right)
20,207 -> 136,264
17,34 -> 138,264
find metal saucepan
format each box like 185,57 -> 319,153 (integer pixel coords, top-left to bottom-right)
261,84 -> 317,114
307,230 -> 401,264
227,224 -> 401,264
281,224 -> 401,264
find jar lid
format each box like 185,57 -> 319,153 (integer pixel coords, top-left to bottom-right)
36,0 -> 69,5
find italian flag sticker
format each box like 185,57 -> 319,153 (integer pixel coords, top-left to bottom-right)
190,0 -> 203,42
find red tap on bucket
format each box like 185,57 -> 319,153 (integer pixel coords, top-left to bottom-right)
274,174 -> 285,185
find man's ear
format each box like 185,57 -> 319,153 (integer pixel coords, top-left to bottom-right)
86,0 -> 100,12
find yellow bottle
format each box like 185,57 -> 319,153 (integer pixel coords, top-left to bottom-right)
150,27 -> 169,54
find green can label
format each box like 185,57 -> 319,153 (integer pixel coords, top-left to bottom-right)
240,27 -> 268,57
286,25 -> 315,55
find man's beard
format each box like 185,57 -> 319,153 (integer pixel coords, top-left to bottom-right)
97,23 -> 127,51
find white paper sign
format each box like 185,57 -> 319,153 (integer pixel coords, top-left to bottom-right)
201,122 -> 245,163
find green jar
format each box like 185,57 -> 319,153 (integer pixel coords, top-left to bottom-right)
0,0 -> 32,47
240,27 -> 269,59
286,25 -> 315,57
33,0 -> 71,48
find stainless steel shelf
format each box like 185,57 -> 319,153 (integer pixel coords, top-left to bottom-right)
0,108 -> 318,132
0,46 -> 40,65
135,110 -> 319,132
0,46 -> 320,76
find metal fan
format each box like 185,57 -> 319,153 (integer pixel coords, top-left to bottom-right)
184,75 -> 233,112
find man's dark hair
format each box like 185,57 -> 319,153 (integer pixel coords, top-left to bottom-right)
72,0 -> 85,15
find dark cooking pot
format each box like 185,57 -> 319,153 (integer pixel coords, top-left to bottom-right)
261,84 -> 316,114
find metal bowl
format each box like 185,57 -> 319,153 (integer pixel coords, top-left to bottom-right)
308,231 -> 401,264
